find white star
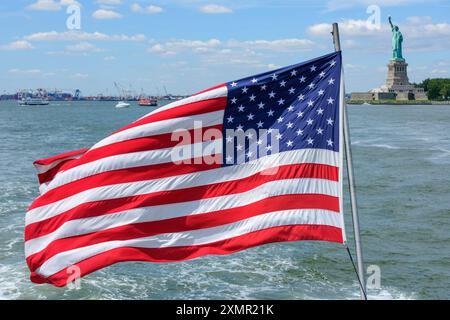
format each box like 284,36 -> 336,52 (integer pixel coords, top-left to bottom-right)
317,108 -> 324,115
227,115 -> 234,123
288,87 -> 296,94
286,140 -> 294,147
260,84 -> 267,91
298,94 -> 305,101
286,122 -> 293,129
307,99 -> 314,107
276,133 -> 283,140
247,113 -> 254,120
257,138 -> 263,145
269,91 -> 276,98
330,60 -> 336,67
266,144 -> 272,151
316,128 -> 324,135
231,97 -> 237,104
267,109 -> 274,117
310,65 -> 317,72
306,118 -> 314,125
258,102 -> 265,109
251,78 -> 258,84
271,74 -> 278,81
297,111 -> 304,118
290,70 -> 297,76
277,116 -> 284,123
287,105 -> 294,112
238,105 -> 245,112
328,78 -> 335,85
246,151 -> 253,158
318,89 -> 325,96
236,144 -> 243,151
327,139 -> 334,146
307,138 -> 314,145
299,76 -> 306,83
326,118 -> 334,125
242,87 -> 248,94
246,132 -> 254,139
256,120 -> 264,128
308,82 -> 315,89
319,71 -> 325,78
296,129 -> 304,136
280,80 -> 286,87
327,97 -> 335,104
277,98 -> 285,105
249,94 -> 256,101
226,135 -> 233,143
226,155 -> 233,163
231,82 -> 237,87
267,128 -> 273,133
236,124 -> 244,131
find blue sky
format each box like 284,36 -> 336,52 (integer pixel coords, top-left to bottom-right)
0,0 -> 449,95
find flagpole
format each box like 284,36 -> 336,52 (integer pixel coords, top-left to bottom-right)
331,22 -> 367,300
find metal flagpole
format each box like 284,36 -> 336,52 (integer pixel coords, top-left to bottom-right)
331,22 -> 367,300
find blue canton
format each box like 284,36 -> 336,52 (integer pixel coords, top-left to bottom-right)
222,51 -> 341,166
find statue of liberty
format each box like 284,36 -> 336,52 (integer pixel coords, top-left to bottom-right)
388,16 -> 404,61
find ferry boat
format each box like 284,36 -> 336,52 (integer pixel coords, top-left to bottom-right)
138,98 -> 158,106
19,97 -> 50,106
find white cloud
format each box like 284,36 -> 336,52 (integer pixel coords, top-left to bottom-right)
131,3 -> 163,14
92,9 -> 122,19
147,37 -> 315,58
24,31 -> 146,42
9,68 -> 41,74
65,42 -> 105,52
199,4 -> 232,14
104,55 -> 116,61
26,0 -> 80,11
0,40 -> 34,51
96,0 -> 122,5
72,73 -> 89,78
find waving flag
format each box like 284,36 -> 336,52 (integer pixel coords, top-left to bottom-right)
25,51 -> 345,287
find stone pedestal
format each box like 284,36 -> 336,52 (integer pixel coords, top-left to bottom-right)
386,60 -> 410,91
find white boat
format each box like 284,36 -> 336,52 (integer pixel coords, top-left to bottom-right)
115,101 -> 130,108
19,97 -> 50,106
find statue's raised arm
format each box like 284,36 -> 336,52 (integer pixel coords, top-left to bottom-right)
388,16 -> 394,29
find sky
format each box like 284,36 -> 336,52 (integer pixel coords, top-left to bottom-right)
0,0 -> 449,96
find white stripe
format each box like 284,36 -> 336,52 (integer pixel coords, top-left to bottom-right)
34,209 -> 342,277
26,149 -> 339,225
34,152 -> 85,174
25,178 -> 339,257
135,86 -> 227,122
41,139 -> 222,194
90,108 -> 224,151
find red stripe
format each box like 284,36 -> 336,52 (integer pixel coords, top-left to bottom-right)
37,159 -> 76,185
34,124 -> 223,191
25,163 -> 338,240
31,155 -> 222,211
27,194 -> 339,269
29,224 -> 343,287
34,148 -> 88,167
113,97 -> 226,134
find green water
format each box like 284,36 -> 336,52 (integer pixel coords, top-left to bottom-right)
0,101 -> 449,299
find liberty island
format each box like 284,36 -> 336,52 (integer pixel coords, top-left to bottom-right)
350,16 -> 427,103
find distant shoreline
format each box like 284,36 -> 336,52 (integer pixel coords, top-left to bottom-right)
347,100 -> 450,105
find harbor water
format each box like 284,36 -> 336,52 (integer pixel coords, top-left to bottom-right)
0,101 -> 449,299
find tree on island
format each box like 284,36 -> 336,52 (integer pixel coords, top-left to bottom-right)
414,78 -> 450,100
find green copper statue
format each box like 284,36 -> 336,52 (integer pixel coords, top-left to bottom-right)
388,16 -> 404,61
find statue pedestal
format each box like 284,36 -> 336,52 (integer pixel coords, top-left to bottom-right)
386,60 -> 410,91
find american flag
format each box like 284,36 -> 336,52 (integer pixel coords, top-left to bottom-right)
25,51 -> 345,287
